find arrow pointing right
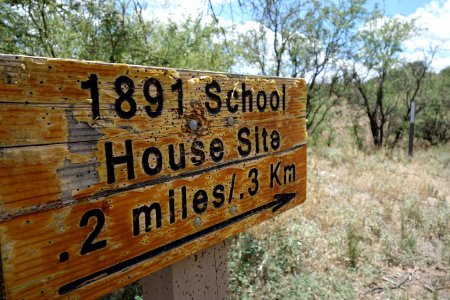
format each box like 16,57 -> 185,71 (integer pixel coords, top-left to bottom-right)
272,193 -> 297,212
59,191 -> 298,295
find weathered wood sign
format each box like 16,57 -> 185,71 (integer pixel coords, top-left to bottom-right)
0,55 -> 307,299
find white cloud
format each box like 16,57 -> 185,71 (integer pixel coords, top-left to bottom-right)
141,0 -> 210,23
397,0 -> 450,71
140,0 -> 232,24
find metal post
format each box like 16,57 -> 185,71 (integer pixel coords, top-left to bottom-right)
408,99 -> 415,156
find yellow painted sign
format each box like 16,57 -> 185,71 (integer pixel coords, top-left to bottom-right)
0,55 -> 307,299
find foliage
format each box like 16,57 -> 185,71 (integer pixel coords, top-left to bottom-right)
99,282 -> 142,300
383,60 -> 431,147
146,17 -> 235,71
350,116 -> 365,149
346,223 -> 361,269
219,0 -> 368,134
228,221 -> 356,299
228,224 -> 312,299
74,0 -> 143,63
0,0 -> 77,57
288,0 -> 367,134
0,0 -> 235,71
348,15 -> 415,147
415,66 -> 450,145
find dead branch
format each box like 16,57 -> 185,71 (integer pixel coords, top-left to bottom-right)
389,267 -> 418,290
368,267 -> 419,295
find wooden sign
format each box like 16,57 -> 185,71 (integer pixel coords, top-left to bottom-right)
0,55 -> 307,299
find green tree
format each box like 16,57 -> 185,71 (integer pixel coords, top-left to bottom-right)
416,67 -> 450,145
387,59 -> 433,147
348,16 -> 414,147
0,0 -> 79,57
147,17 -> 235,71
238,0 -> 304,77
288,0 -> 367,134
76,0 -> 132,63
212,0 -> 367,134
0,0 -> 235,71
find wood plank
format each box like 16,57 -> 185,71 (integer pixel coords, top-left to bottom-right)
0,55 -> 307,299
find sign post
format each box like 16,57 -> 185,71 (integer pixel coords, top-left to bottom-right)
140,241 -> 228,300
408,99 -> 416,156
0,55 -> 307,299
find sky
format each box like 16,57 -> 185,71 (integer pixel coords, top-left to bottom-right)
392,0 -> 450,70
142,0 -> 450,72
368,0 -> 434,16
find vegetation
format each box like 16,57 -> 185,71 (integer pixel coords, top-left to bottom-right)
417,66 -> 450,145
234,0 -> 368,134
348,16 -> 414,147
1,0 -> 449,298
229,138 -> 450,299
0,0 -> 235,71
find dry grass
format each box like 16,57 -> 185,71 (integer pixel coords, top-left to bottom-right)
229,141 -> 450,299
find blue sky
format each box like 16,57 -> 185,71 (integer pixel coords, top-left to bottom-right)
367,0 -> 434,16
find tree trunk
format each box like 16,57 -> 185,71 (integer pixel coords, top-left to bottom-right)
369,118 -> 381,147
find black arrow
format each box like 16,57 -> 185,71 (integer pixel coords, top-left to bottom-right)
59,192 -> 297,295
272,193 -> 296,212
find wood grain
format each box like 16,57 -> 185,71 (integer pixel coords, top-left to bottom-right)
0,55 -> 307,299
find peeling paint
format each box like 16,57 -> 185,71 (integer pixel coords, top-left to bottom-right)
48,207 -> 71,234
66,110 -> 104,154
58,159 -> 100,204
57,110 -> 103,204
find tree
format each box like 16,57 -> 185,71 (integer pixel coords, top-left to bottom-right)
211,0 -> 367,134
147,17 -> 235,71
415,66 -> 450,145
0,0 -> 235,71
77,0 -> 131,63
0,0 -> 78,57
387,58 -> 433,148
238,0 -> 304,77
288,0 -> 367,134
348,16 -> 414,147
